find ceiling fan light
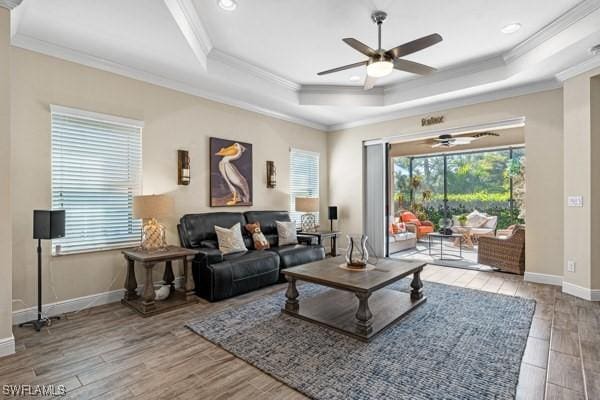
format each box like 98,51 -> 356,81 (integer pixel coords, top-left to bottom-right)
366,60 -> 393,78
218,0 -> 237,11
501,22 -> 521,34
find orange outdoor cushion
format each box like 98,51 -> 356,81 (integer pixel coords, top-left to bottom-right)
400,212 -> 418,223
419,225 -> 434,234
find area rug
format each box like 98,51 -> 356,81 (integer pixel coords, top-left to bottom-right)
186,280 -> 535,400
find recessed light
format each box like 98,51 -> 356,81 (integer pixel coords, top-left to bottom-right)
349,75 -> 361,82
217,0 -> 237,11
501,23 -> 521,34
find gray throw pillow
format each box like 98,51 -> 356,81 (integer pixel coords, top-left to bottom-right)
276,221 -> 298,246
215,223 -> 248,254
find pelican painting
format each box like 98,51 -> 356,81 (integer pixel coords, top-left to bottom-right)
210,137 -> 253,207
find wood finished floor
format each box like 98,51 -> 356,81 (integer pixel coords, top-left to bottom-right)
2,264 -> 599,400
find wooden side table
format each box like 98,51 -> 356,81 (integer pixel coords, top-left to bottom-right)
297,230 -> 341,256
453,227 -> 474,249
121,246 -> 199,317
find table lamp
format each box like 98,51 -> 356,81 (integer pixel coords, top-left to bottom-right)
133,194 -> 174,251
295,197 -> 319,232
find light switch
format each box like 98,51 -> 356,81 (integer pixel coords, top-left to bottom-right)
567,196 -> 583,207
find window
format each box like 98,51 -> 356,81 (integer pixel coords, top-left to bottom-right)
51,106 -> 143,254
289,148 -> 320,227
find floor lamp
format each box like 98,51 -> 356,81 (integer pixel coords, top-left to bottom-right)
20,210 -> 65,331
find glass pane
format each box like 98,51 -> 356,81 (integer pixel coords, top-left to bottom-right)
446,149 -> 512,229
391,157 -> 411,218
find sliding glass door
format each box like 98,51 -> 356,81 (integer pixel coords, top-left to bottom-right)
391,146 -> 525,229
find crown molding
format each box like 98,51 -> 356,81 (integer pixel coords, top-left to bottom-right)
0,0 -> 22,10
327,79 -> 560,131
299,84 -> 384,106
164,0 -> 212,70
11,33 -> 327,131
504,0 -> 600,64
556,55 -> 600,81
209,49 -> 300,91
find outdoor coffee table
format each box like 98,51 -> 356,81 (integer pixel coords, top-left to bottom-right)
282,257 -> 427,342
427,232 -> 464,260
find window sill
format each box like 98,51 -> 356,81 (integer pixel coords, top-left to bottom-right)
52,243 -> 140,257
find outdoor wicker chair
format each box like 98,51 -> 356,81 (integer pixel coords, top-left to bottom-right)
477,225 -> 525,274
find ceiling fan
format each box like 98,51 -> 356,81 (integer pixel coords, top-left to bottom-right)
431,132 -> 500,148
317,11 -> 443,90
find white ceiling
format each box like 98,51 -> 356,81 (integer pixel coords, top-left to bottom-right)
196,0 -> 578,85
8,0 -> 600,130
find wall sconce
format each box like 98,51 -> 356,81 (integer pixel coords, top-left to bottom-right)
266,161 -> 276,188
178,150 -> 190,185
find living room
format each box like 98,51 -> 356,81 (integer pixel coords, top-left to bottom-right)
1,1 -> 600,399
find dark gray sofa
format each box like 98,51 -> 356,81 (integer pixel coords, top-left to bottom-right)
178,211 -> 325,301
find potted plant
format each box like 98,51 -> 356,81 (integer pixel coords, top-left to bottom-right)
457,214 -> 468,227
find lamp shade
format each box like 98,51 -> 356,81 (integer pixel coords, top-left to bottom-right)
133,194 -> 174,220
295,197 -> 319,213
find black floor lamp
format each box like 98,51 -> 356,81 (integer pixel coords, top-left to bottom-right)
20,210 -> 65,332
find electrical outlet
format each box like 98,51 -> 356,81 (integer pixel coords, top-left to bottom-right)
567,260 -> 576,273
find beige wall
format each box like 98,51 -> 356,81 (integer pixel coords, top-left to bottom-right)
0,9 -> 13,341
329,89 -> 564,278
10,48 -> 328,311
592,76 -> 600,289
563,68 -> 600,291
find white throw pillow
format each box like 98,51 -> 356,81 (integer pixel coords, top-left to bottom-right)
467,210 -> 489,228
215,223 -> 248,254
276,221 -> 298,246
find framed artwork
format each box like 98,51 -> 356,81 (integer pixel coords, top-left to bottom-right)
210,137 -> 253,207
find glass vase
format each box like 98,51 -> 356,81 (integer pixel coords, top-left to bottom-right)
345,234 -> 369,268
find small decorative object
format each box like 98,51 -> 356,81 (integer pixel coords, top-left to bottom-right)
266,161 -> 276,189
295,197 -> 319,232
345,234 -> 369,269
177,150 -> 190,185
328,206 -> 338,231
133,194 -> 174,252
245,222 -> 270,250
458,214 -> 468,227
154,284 -> 171,301
438,218 -> 454,235
210,137 -> 253,206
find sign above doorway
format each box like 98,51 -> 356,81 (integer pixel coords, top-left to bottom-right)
421,116 -> 445,127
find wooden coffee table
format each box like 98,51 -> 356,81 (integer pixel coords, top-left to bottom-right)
282,257 -> 427,342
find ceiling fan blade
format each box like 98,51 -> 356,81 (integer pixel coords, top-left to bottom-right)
393,58 -> 437,75
453,137 -> 479,144
386,33 -> 443,59
317,60 -> 368,76
364,75 -> 377,90
343,38 -> 377,57
431,143 -> 444,148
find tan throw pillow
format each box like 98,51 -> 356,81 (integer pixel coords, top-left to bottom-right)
276,221 -> 298,246
215,223 -> 248,254
244,222 -> 270,250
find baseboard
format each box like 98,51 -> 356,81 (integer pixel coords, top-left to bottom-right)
524,272 -> 563,286
12,276 -> 185,325
562,281 -> 600,301
0,335 -> 15,358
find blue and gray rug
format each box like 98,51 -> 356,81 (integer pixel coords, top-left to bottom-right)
187,279 -> 535,400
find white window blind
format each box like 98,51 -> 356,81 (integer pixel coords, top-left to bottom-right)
289,148 -> 320,226
51,109 -> 143,254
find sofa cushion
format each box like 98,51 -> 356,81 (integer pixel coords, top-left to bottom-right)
180,212 -> 248,248
390,232 -> 416,241
199,250 -> 280,301
268,244 -> 325,269
244,211 -> 290,235
215,223 -> 248,254
276,221 -> 298,246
